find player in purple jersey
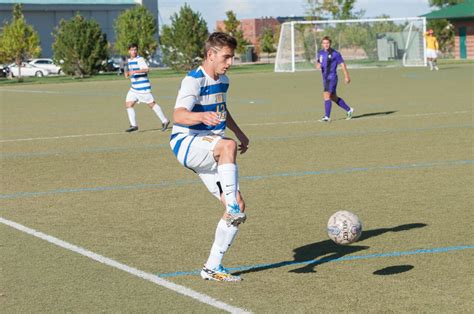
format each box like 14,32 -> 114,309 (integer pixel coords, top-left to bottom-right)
316,36 -> 354,122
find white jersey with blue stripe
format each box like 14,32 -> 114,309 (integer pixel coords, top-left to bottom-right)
170,66 -> 229,160
128,56 -> 151,93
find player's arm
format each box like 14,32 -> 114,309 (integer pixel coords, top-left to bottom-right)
340,63 -> 351,84
173,108 -> 220,126
128,58 -> 149,76
173,77 -> 220,126
315,52 -> 321,70
226,110 -> 249,154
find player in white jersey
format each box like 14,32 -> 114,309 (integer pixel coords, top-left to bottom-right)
124,43 -> 169,132
170,32 -> 249,282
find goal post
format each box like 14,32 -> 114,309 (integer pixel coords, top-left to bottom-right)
274,17 -> 427,72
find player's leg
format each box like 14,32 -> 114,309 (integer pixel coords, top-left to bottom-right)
199,172 -> 244,282
330,93 -> 354,120
213,138 -> 245,218
319,78 -> 332,122
125,91 -> 138,132
147,99 -> 170,131
432,58 -> 439,71
427,57 -> 434,70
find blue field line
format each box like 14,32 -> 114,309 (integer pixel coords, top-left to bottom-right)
2,124 -> 472,159
156,245 -> 474,278
0,159 -> 472,200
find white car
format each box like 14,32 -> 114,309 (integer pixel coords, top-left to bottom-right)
9,62 -> 50,77
28,58 -> 62,74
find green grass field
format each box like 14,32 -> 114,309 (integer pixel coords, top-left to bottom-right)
1,63 -> 473,312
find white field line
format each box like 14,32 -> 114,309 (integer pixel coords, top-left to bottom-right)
0,110 -> 470,143
0,217 -> 250,314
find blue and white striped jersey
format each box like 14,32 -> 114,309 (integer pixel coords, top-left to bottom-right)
171,66 -> 229,137
127,56 -> 151,93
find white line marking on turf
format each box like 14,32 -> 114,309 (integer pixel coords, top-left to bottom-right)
0,217 -> 250,314
0,110 -> 470,143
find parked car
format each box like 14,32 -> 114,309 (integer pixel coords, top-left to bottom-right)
9,62 -> 50,77
28,58 -> 62,74
0,64 -> 10,78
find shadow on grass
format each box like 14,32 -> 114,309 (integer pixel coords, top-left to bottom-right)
352,110 -> 397,119
373,264 -> 414,275
234,223 -> 427,275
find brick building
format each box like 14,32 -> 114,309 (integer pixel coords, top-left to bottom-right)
216,17 -> 280,52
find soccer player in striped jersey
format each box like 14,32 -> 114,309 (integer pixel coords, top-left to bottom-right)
316,36 -> 354,122
124,43 -> 169,132
170,32 -> 249,282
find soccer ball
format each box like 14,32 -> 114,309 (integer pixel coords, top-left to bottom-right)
327,210 -> 362,245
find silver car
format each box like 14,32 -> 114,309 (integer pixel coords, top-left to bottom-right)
9,62 -> 50,77
28,58 -> 62,74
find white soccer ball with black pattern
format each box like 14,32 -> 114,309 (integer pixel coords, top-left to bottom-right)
327,210 -> 362,245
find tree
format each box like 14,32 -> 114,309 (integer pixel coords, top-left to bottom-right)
220,11 -> 250,55
428,0 -> 461,55
304,0 -> 364,20
160,4 -> 208,71
52,14 -> 108,78
114,5 -> 158,59
0,4 -> 41,80
429,0 -> 463,7
260,27 -> 276,62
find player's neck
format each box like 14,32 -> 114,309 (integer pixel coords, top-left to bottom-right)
201,62 -> 219,80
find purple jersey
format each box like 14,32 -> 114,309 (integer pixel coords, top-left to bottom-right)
317,48 -> 344,80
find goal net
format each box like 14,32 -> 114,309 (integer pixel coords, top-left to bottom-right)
274,17 -> 426,72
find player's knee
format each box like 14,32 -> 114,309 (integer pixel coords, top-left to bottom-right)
221,139 -> 237,154
125,102 -> 134,108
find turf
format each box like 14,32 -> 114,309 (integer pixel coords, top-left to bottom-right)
0,63 -> 473,312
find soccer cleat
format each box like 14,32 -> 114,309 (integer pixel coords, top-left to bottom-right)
161,120 -> 170,131
200,265 -> 242,282
225,203 -> 246,226
346,108 -> 354,120
318,116 -> 330,123
125,125 -> 138,132
434,66 -> 439,71
225,212 -> 247,227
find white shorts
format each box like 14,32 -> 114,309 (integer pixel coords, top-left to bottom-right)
170,133 -> 238,199
426,49 -> 437,59
126,89 -> 155,104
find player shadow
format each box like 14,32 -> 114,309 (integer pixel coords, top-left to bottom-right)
234,223 -> 426,275
351,110 -> 397,119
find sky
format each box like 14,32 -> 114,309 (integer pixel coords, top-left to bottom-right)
157,0 -> 434,31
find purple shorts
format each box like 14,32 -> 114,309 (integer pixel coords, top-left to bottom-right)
323,77 -> 338,94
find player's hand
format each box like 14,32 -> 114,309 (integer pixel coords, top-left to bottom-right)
345,77 -> 351,84
200,112 -> 220,126
237,134 -> 249,154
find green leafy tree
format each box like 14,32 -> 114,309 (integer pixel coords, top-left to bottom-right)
52,14 -> 108,77
160,4 -> 208,71
304,0 -> 364,20
429,0 -> 463,7
427,0 -> 460,55
220,11 -> 250,55
0,4 -> 41,79
114,5 -> 158,59
260,27 -> 276,62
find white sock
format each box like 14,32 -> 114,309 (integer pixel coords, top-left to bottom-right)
205,219 -> 239,270
428,60 -> 433,69
126,108 -> 137,126
151,104 -> 168,123
218,163 -> 239,213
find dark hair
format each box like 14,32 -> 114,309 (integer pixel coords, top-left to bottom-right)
204,32 -> 237,58
321,36 -> 332,44
128,43 -> 138,49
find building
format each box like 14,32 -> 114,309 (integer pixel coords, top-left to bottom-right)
216,17 -> 280,51
421,0 -> 474,59
0,0 -> 158,57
